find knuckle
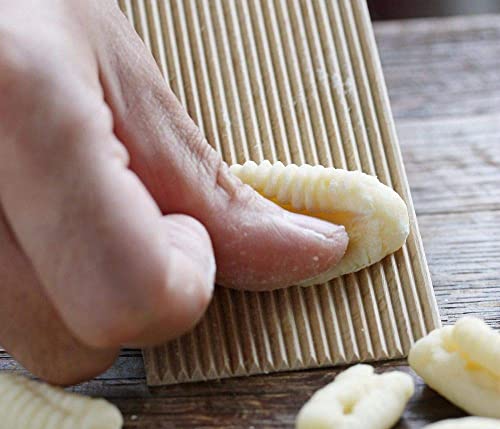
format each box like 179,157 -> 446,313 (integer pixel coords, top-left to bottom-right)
172,122 -> 220,178
192,135 -> 222,180
0,35 -> 52,91
0,42 -> 110,165
19,98 -> 112,168
55,101 -> 113,146
214,159 -> 261,209
192,149 -> 259,212
219,170 -> 261,214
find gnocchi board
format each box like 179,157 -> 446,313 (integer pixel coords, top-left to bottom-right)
118,0 -> 441,385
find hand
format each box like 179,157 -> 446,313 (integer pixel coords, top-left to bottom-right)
0,0 -> 348,384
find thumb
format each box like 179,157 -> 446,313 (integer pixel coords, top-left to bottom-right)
204,172 -> 349,290
97,11 -> 348,290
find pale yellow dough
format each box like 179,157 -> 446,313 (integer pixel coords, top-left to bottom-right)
0,372 -> 123,429
295,364 -> 414,429
230,160 -> 410,285
409,317 -> 500,419
423,417 -> 500,429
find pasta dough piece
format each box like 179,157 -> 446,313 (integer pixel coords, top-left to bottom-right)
0,372 -> 123,429
295,364 -> 414,429
409,317 -> 500,418
229,161 -> 409,285
423,417 -> 500,429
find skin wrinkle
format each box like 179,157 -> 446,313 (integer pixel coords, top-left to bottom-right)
98,55 -> 203,205
216,164 -> 254,207
94,7 -> 255,217
0,0 -> 348,382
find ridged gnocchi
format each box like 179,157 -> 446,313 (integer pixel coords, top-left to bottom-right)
230,161 -> 409,285
0,372 -> 123,429
423,417 -> 500,429
409,317 -> 500,419
295,364 -> 414,429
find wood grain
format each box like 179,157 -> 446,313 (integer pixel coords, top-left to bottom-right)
1,12 -> 499,429
398,115 -> 500,216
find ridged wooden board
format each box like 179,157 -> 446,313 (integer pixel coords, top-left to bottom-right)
117,0 -> 441,386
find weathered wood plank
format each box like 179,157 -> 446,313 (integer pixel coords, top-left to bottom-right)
80,362 -> 467,429
398,114 -> 500,215
376,15 -> 500,120
419,212 -> 500,328
0,354 -> 469,428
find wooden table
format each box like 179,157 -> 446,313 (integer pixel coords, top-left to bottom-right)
2,14 -> 499,428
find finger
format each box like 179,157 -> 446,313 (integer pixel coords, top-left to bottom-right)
96,6 -> 348,291
0,58 -> 215,349
124,214 -> 215,347
0,210 -> 119,385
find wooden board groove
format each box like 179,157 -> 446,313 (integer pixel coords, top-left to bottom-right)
117,0 -> 441,386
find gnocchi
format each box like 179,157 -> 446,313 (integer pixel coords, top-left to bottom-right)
0,372 -> 123,429
295,364 -> 414,429
230,161 -> 409,285
409,317 -> 500,418
423,417 -> 500,429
